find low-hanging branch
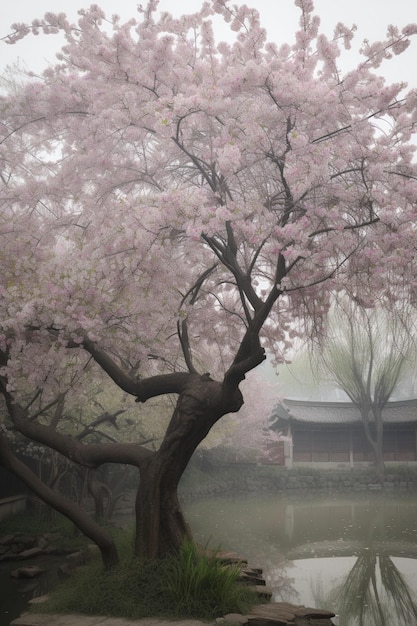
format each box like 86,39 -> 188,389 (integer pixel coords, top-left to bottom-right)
0,431 -> 119,569
2,395 -> 152,469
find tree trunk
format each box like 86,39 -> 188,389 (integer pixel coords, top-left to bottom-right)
135,453 -> 193,558
363,430 -> 384,482
373,442 -> 385,482
371,407 -> 385,482
87,470 -> 112,522
362,407 -> 385,482
134,374 -> 243,558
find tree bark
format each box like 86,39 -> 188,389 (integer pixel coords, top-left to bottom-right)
135,453 -> 193,558
87,469 -> 112,522
134,374 -> 243,558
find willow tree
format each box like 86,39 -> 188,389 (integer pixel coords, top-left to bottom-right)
318,301 -> 414,479
1,1 -> 417,567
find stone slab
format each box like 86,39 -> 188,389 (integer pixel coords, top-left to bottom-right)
246,603 -> 335,626
18,547 -> 44,559
11,566 -> 45,579
295,607 -> 335,619
11,615 -> 213,626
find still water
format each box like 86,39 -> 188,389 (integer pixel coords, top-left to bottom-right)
0,554 -> 63,626
2,494 -> 417,626
184,493 -> 417,626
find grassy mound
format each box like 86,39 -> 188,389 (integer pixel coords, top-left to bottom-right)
33,534 -> 259,620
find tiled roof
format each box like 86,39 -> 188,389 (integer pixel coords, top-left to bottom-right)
274,398 -> 417,425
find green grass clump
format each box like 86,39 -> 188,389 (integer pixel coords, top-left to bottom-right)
162,539 -> 258,618
34,534 -> 259,620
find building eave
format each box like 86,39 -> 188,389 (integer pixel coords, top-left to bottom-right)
271,398 -> 417,427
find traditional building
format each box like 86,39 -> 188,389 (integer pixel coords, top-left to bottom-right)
270,398 -> 417,468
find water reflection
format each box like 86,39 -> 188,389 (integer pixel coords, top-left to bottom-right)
184,493 -> 417,626
328,549 -> 417,626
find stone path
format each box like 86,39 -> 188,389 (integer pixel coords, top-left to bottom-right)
243,602 -> 336,624
11,603 -> 336,626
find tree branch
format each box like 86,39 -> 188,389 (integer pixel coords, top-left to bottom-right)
0,431 -> 118,569
76,409 -> 124,441
5,398 -> 152,469
203,226 -> 264,313
177,318 -> 199,375
82,338 -> 193,401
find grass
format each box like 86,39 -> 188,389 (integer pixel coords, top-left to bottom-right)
32,533 -> 259,620
162,540 -> 258,618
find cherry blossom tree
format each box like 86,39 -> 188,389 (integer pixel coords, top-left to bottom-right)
1,0 -> 417,566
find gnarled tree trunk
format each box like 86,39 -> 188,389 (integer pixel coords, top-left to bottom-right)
135,374 -> 243,558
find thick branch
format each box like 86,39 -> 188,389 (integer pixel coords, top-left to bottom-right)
76,410 -> 124,441
223,341 -> 266,388
202,229 -> 263,313
223,326 -> 266,387
0,432 -> 118,569
82,338 -> 193,400
7,400 -> 152,469
80,338 -> 141,394
177,318 -> 199,375
224,282 -> 282,386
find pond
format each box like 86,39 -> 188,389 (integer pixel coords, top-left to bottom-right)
0,554 -> 64,626
184,492 -> 417,626
2,493 -> 417,626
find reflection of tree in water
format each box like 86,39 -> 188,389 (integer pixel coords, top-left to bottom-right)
262,554 -> 300,605
313,504 -> 417,626
316,548 -> 417,626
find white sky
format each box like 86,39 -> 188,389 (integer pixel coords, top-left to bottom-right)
1,0 -> 417,86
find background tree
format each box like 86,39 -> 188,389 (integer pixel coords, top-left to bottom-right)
316,299 -> 415,479
1,0 -> 417,567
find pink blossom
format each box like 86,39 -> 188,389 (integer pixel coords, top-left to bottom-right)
0,0 -> 416,430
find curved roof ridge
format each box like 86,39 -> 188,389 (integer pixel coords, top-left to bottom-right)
272,398 -> 417,425
283,398 -> 417,407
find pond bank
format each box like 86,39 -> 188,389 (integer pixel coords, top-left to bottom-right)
179,464 -> 417,501
9,549 -> 337,626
